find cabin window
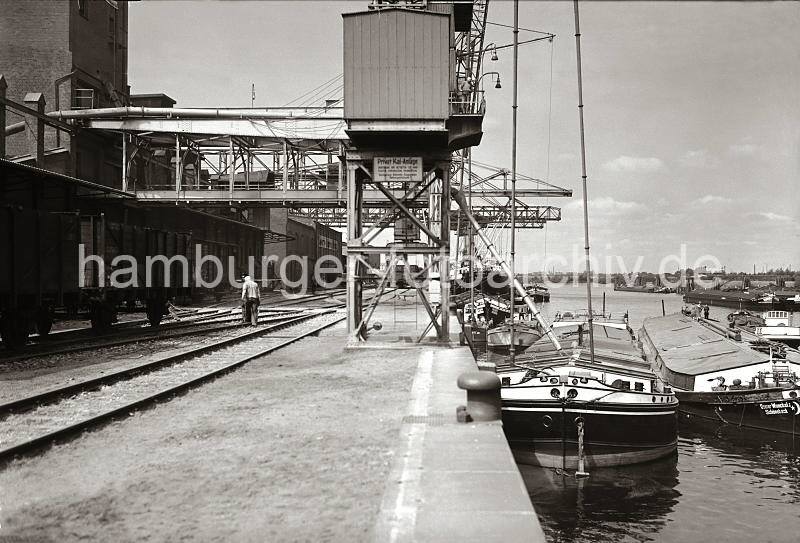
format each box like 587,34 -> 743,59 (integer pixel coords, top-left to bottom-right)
611,379 -> 631,390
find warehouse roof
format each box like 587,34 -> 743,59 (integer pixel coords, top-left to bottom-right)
0,157 -> 135,199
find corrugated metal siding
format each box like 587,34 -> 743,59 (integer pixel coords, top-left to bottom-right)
426,3 -> 452,16
344,9 -> 449,120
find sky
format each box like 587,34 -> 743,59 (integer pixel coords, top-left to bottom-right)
129,1 -> 800,274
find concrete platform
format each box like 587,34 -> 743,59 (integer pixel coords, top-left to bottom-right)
336,293 -> 544,540
371,342 -> 544,542
0,297 -> 543,541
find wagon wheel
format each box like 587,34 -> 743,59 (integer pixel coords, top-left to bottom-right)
0,313 -> 31,349
146,299 -> 165,327
35,305 -> 54,337
90,302 -> 114,334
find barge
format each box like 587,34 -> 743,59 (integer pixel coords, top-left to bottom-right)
640,313 -> 800,436
499,320 -> 678,469
684,288 -> 800,311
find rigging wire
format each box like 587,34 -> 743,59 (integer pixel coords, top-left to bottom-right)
284,74 -> 341,106
282,73 -> 343,107
295,79 -> 342,108
546,37 -> 555,184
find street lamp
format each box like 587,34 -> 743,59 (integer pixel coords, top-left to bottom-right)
481,42 -> 500,62
476,71 -> 502,90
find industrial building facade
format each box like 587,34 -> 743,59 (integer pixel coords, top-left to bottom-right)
0,0 -> 343,287
0,0 -> 129,182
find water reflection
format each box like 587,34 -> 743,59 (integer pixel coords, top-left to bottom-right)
523,424 -> 800,543
521,287 -> 800,542
520,453 -> 680,542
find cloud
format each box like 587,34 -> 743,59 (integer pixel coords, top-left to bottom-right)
757,212 -> 795,222
729,143 -> 759,156
601,155 -> 664,173
692,194 -> 732,206
556,152 -> 576,162
565,196 -> 647,213
679,149 -> 719,169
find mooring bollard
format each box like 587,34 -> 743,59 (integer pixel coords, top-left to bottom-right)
456,371 -> 501,422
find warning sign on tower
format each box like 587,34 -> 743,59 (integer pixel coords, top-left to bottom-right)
373,157 -> 423,183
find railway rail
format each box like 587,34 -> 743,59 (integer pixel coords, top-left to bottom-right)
0,309 -> 345,463
0,289 -> 348,362
0,309 -> 307,364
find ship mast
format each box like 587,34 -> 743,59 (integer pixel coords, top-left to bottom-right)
509,0 -> 519,363
573,0 -> 596,363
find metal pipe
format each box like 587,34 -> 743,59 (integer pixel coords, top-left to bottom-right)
0,75 -> 6,158
574,0 -> 596,364
4,121 -> 25,136
282,140 -> 288,193
122,134 -> 127,192
229,137 -> 235,196
175,134 -> 181,193
46,106 -> 342,121
451,188 -> 562,351
440,162 -> 450,341
468,149 -> 474,321
509,0 -> 519,363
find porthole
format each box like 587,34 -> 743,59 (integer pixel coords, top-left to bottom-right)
652,396 -> 656,403
550,388 -> 561,398
572,379 -> 578,385
542,415 -> 553,428
567,389 -> 578,399
790,391 -> 798,398
550,378 -> 559,385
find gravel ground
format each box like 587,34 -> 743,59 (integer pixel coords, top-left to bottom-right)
0,312 -> 319,404
48,311 -> 149,334
0,319 -> 419,542
0,327 -> 246,404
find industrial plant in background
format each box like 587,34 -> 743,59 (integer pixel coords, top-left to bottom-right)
0,0 -> 344,347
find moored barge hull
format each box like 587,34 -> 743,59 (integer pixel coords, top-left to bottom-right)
676,389 -> 800,435
502,401 -> 678,469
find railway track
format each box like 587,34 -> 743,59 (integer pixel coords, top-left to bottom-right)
0,289 -> 348,362
0,309 -> 308,364
0,309 -> 345,464
28,288 -> 346,341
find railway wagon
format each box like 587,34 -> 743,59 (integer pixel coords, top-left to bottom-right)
0,206 -> 81,345
285,218 -> 317,291
281,218 -> 344,291
315,222 -> 344,287
77,210 -> 262,331
0,159 -> 263,349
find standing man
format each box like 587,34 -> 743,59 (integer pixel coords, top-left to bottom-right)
240,274 -> 249,324
242,275 -> 260,326
703,304 -> 710,319
456,76 -> 473,113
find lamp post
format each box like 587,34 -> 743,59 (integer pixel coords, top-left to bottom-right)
475,71 -> 502,90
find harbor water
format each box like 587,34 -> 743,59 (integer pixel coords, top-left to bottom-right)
522,284 -> 800,543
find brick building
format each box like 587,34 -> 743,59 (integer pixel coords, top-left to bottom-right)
0,0 -> 129,183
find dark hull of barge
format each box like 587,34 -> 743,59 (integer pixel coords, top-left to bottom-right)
503,399 -> 678,469
676,387 -> 800,435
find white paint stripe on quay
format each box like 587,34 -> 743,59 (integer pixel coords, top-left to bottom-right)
386,350 -> 432,543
